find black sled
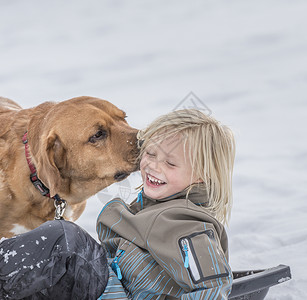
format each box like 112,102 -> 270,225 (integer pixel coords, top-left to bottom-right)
229,264 -> 291,300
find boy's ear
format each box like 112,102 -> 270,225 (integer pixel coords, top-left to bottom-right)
36,132 -> 69,197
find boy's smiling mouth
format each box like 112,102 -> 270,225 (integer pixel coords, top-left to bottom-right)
146,173 -> 166,186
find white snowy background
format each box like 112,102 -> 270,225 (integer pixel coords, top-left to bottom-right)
1,0 -> 306,298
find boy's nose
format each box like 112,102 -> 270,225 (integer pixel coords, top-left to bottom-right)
148,159 -> 161,173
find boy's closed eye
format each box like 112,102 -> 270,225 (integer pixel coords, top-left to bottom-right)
146,151 -> 156,157
166,161 -> 176,167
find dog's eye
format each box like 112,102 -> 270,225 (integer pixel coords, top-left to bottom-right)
89,130 -> 108,143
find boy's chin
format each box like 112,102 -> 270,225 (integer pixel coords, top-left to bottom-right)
143,186 -> 168,200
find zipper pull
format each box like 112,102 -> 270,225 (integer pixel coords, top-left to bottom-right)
112,250 -> 124,280
181,240 -> 189,268
113,257 -> 122,280
137,189 -> 144,210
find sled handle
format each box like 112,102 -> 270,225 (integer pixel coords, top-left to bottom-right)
229,264 -> 291,300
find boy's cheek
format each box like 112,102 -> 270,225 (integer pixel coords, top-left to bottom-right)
139,157 -> 146,171
140,156 -> 152,172
139,159 -> 149,180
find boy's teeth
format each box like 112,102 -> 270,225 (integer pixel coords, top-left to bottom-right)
148,174 -> 164,184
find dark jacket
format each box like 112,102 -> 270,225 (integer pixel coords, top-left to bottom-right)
0,220 -> 108,300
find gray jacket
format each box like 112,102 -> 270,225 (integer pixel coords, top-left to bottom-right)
97,184 -> 232,299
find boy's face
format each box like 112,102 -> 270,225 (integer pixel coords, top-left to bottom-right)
140,135 -> 199,199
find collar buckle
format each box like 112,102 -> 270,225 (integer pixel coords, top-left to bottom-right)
30,172 -> 50,197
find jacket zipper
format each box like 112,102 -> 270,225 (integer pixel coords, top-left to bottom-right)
180,238 -> 201,281
181,239 -> 189,268
112,249 -> 125,280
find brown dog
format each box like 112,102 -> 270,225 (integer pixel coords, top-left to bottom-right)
0,96 -> 139,238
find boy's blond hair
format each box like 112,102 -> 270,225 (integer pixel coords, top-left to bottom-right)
137,109 -> 235,225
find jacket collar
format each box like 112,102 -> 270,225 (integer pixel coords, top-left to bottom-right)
141,183 -> 209,207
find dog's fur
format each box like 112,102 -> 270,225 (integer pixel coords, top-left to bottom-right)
0,96 -> 139,238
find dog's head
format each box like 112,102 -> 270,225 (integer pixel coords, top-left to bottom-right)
28,96 -> 139,203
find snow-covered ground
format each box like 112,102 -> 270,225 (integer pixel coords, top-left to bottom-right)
1,0 -> 306,298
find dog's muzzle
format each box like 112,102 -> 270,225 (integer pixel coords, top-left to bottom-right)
114,171 -> 129,181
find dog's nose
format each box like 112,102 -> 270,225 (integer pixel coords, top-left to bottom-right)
114,172 -> 129,181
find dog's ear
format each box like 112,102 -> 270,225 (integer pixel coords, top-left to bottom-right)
36,132 -> 69,197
